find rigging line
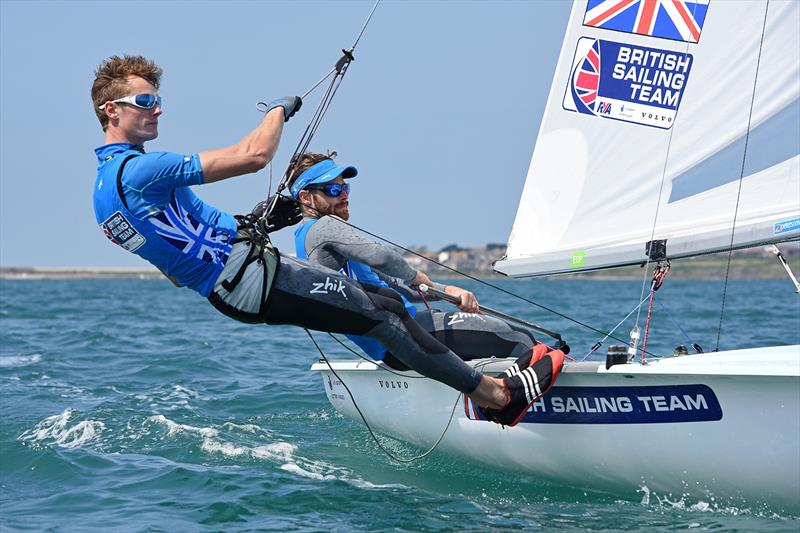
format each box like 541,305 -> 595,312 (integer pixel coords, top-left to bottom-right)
636,88 -> 690,325
301,67 -> 337,100
635,0 -> 706,330
280,54 -> 353,195
287,0 -> 381,167
264,0 -> 381,219
293,200 -> 662,357
580,294 -> 650,362
281,76 -> 343,190
716,0 -> 771,352
654,299 -> 699,350
350,0 -> 381,51
306,328 -> 462,463
299,77 -> 347,157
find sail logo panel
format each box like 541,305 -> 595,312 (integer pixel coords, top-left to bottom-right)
583,0 -> 710,43
774,217 -> 800,237
562,37 -> 693,129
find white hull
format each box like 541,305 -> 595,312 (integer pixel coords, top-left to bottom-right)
312,345 -> 800,508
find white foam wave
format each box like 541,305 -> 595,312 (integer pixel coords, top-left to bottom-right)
152,416 -> 404,490
222,422 -> 262,433
200,439 -> 297,461
200,436 -> 341,481
134,385 -> 206,410
148,415 -> 218,438
0,354 -> 42,367
280,462 -> 337,481
200,439 -> 253,457
19,408 -> 105,448
346,478 -> 408,490
252,442 -> 299,462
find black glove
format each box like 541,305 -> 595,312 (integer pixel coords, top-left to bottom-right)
253,195 -> 302,233
261,96 -> 302,122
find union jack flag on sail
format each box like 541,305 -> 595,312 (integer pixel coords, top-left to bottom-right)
572,39 -> 601,113
583,0 -> 709,43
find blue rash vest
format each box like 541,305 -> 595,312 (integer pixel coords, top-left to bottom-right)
93,143 -> 237,297
294,218 -> 416,361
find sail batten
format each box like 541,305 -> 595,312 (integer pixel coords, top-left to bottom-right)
495,0 -> 800,278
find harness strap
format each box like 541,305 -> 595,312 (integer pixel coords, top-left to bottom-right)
220,239 -> 259,293
115,154 -> 140,210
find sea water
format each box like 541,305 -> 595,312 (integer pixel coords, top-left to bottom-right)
1,278 -> 799,532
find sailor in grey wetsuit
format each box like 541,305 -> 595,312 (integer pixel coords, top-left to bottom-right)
90,54 -> 537,416
289,151 -> 536,369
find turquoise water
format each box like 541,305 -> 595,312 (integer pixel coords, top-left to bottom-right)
1,278 -> 798,532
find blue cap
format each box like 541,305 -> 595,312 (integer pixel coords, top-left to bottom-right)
290,159 -> 358,199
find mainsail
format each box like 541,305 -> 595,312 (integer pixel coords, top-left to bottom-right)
495,0 -> 800,277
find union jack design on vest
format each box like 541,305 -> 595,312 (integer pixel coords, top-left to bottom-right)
150,195 -> 232,265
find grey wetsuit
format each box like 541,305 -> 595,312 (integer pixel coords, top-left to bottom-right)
300,216 -> 536,369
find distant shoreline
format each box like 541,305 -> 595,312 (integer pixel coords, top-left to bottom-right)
2,255 -> 798,282
3,244 -> 797,281
0,267 -> 165,280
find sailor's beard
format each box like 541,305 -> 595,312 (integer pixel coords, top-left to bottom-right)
309,198 -> 349,221
333,204 -> 350,221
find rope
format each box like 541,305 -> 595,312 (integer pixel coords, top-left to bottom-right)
261,0 -> 381,220
640,263 -> 670,361
580,294 -> 650,361
416,288 -> 432,311
640,289 -> 656,363
654,300 -> 703,353
716,0 -> 771,352
295,199 -> 663,358
307,328 -> 491,463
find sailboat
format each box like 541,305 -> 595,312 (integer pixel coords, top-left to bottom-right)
311,0 -> 800,507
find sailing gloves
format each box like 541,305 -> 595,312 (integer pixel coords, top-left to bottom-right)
261,96 -> 303,122
252,195 -> 302,233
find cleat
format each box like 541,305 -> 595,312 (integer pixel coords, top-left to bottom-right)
501,343 -> 549,379
483,349 -> 565,427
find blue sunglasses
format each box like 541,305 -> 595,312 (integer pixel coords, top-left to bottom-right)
99,93 -> 162,111
306,183 -> 350,197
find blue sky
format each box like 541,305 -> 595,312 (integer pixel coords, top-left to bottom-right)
0,0 -> 571,267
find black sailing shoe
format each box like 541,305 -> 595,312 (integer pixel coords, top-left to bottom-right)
483,349 -> 564,427
500,343 -> 549,379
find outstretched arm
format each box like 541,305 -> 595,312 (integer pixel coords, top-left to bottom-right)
199,97 -> 301,183
307,217 -> 480,312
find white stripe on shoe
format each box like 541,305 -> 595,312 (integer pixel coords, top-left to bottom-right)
504,363 -> 520,378
522,366 -> 542,398
518,370 -> 535,403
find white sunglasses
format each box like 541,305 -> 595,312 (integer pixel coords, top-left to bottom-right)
99,93 -> 162,111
